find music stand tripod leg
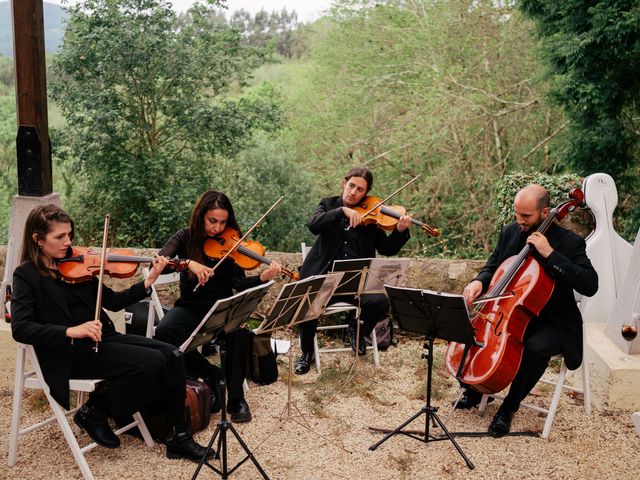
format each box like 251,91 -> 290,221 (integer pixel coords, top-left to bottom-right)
192,336 -> 270,480
368,337 -> 475,470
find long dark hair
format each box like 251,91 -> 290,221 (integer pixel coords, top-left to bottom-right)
344,166 -> 373,193
188,190 -> 240,264
20,204 -> 74,279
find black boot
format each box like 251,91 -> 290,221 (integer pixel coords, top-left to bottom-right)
74,403 -> 120,448
294,351 -> 314,375
204,378 -> 221,414
452,388 -> 487,409
166,430 -> 215,462
348,325 -> 366,356
227,399 -> 252,423
488,404 -> 514,438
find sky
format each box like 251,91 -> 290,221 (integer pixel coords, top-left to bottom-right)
46,1 -> 334,23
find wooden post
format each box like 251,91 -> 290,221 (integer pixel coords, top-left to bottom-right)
2,0 -> 58,327
12,0 -> 53,196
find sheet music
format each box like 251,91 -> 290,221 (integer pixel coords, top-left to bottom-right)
302,272 -> 344,321
179,281 -> 274,352
332,258 -> 409,295
364,258 -> 409,292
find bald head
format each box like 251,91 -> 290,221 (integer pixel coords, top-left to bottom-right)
515,184 -> 550,209
513,184 -> 550,232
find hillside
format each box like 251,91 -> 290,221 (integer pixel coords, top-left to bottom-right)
0,1 -> 67,57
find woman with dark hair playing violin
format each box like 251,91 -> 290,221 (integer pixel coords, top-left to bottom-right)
155,190 -> 281,423
295,166 -> 413,375
11,204 -> 212,461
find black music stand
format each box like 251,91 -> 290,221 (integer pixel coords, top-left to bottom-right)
188,281 -> 274,480
368,285 -> 479,470
331,258 -> 408,359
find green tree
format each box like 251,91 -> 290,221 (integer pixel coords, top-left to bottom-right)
519,0 -> 640,238
50,0 -> 281,246
286,0 -> 571,256
229,7 -> 303,58
0,56 -> 17,243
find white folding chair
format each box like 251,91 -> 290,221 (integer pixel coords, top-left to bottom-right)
143,269 -> 181,338
478,323 -> 591,439
8,343 -> 154,480
300,243 -> 380,374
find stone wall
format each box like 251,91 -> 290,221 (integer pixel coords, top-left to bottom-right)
0,247 -> 485,318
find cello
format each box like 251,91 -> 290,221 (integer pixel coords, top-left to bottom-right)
444,189 -> 585,394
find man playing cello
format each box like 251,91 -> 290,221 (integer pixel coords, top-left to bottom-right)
295,166 -> 413,374
455,184 -> 598,437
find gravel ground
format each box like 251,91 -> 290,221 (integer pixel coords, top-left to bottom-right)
1,330 -> 639,480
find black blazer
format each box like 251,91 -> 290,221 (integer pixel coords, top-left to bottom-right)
11,261 -> 148,408
299,195 -> 410,278
474,222 -> 598,370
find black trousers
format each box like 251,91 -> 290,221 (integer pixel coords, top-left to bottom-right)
502,318 -> 563,412
298,293 -> 389,354
70,331 -> 186,428
154,305 -> 250,402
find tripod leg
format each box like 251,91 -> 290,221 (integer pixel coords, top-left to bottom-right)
192,424 -> 222,479
227,424 -> 270,479
429,411 -> 475,470
368,407 -> 427,451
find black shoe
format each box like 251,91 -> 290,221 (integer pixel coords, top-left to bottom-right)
204,378 -> 221,414
210,390 -> 221,414
488,406 -> 514,438
348,326 -> 366,356
452,389 -> 488,410
294,351 -> 314,375
227,399 -> 252,423
166,431 -> 215,462
74,404 -> 120,448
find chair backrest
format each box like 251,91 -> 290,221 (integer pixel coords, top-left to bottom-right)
301,242 -> 312,261
143,268 -> 180,338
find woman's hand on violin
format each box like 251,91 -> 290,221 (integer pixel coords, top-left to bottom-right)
527,232 -> 553,258
342,207 -> 363,228
260,262 -> 282,282
66,319 -> 102,342
188,260 -> 213,286
396,215 -> 412,232
144,255 -> 171,289
463,280 -> 483,305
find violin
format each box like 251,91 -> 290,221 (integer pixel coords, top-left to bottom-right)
353,196 -> 440,237
204,228 -> 299,281
444,189 -> 585,393
57,246 -> 187,283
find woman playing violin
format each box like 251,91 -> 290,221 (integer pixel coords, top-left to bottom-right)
296,166 -> 413,374
155,190 -> 281,423
10,204 -> 211,461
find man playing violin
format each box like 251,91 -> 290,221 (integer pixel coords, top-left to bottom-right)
295,166 -> 412,375
456,184 -> 598,437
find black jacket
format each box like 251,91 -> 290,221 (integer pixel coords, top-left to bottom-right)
11,261 -> 148,408
474,222 -> 598,370
299,195 -> 410,278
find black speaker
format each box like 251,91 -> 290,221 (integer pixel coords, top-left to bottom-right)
16,125 -> 52,196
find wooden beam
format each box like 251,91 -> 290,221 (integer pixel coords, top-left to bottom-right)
12,0 -> 53,196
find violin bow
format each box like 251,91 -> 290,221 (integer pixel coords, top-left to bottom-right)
193,196 -> 285,292
348,175 -> 421,229
92,213 -> 111,352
